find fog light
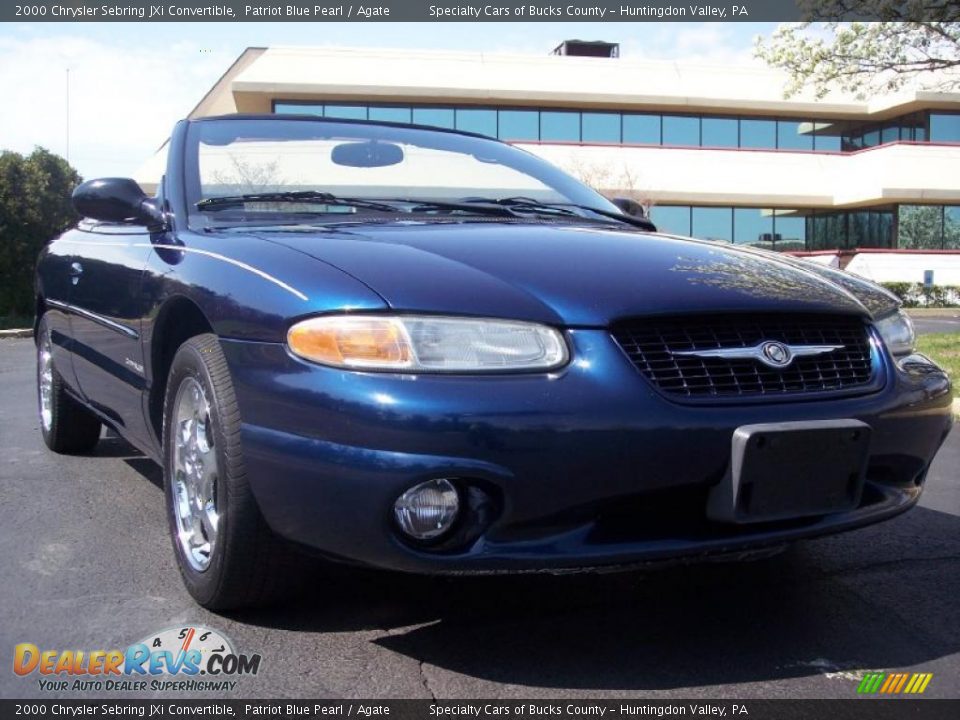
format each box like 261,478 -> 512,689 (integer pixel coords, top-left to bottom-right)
393,479 -> 460,540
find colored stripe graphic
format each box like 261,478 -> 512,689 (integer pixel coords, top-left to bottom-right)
857,672 -> 933,694
857,673 -> 885,693
909,673 -> 933,694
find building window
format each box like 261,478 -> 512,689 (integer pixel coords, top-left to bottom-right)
773,213 -> 807,250
862,128 -> 881,147
274,102 -> 323,116
733,208 -> 774,246
777,120 -> 813,151
272,102 -> 948,155
455,108 -> 497,137
323,105 -> 368,120
740,118 -> 777,149
812,122 -> 843,152
662,115 -> 700,147
648,204 -> 960,252
368,106 -> 412,123
622,114 -> 660,144
650,206 -> 690,236
412,107 -> 455,128
848,210 -> 869,248
498,110 -> 539,141
701,117 -> 738,148
914,118 -> 928,142
540,111 -> 580,142
898,205 -> 944,249
581,113 -> 620,143
880,122 -> 901,144
692,207 -> 733,242
930,113 -> 960,142
945,207 -> 960,249
842,126 -> 864,152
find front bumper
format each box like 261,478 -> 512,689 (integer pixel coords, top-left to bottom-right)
220,331 -> 953,574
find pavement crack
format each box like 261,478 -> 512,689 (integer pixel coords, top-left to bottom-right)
418,659 -> 438,701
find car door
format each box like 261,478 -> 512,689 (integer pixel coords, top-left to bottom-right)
38,238 -> 84,395
67,223 -> 155,449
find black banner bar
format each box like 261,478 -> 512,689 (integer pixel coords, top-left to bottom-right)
4,0 -> 959,23
2,700 -> 960,720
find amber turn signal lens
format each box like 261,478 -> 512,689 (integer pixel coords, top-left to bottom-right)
287,317 -> 413,368
288,314 -> 568,372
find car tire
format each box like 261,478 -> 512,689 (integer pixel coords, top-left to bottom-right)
37,315 -> 102,454
162,333 -> 301,610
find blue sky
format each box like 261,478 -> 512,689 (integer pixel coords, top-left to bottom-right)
0,22 -> 776,178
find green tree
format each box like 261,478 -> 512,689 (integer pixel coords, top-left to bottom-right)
898,206 -> 960,249
755,2 -> 960,99
0,148 -> 81,321
898,205 -> 945,248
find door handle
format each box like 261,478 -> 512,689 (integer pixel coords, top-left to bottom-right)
70,262 -> 83,285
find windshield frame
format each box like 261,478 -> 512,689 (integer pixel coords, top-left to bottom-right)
182,115 -> 623,230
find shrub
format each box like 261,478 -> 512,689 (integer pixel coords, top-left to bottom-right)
880,282 -> 960,308
0,148 -> 81,319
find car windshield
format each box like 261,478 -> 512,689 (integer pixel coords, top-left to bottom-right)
185,117 -> 623,228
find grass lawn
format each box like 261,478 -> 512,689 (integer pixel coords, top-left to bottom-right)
916,332 -> 960,399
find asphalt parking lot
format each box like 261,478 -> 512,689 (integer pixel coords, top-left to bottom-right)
1,335 -> 958,700
911,311 -> 960,336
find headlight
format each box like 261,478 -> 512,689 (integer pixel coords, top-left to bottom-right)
875,309 -> 915,357
287,314 -> 568,372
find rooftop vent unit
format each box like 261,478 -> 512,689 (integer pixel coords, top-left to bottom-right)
551,40 -> 620,58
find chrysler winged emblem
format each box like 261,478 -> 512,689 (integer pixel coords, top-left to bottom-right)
672,340 -> 844,370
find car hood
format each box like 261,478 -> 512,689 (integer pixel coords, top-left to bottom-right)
250,222 -> 897,326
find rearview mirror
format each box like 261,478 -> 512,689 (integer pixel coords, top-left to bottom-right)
72,178 -> 164,227
610,197 -> 647,218
331,141 -> 404,168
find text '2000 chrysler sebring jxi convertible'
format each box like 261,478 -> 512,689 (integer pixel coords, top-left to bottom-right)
35,115 -> 953,609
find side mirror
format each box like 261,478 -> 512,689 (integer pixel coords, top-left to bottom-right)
72,178 -> 164,227
610,197 -> 647,218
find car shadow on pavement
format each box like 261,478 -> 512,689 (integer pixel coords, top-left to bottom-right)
223,504 -> 960,691
96,432 -> 164,490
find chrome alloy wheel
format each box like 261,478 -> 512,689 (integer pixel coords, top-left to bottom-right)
172,377 -> 219,571
38,332 -> 54,432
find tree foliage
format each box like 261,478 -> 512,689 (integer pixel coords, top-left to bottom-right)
566,158 -> 656,214
755,2 -> 960,99
898,205 -> 960,249
0,148 -> 81,318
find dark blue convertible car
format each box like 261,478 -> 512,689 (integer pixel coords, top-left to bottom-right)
35,115 -> 953,609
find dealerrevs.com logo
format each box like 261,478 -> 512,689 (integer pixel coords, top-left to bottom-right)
13,626 -> 262,693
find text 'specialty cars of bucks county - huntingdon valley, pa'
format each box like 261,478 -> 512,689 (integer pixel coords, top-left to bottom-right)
35,115 -> 953,609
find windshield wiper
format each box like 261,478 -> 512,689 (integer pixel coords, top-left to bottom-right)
463,196 -> 656,229
460,196 -> 583,218
390,196 -> 586,220
196,191 -> 402,214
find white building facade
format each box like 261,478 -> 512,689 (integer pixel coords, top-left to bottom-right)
139,44 -> 960,278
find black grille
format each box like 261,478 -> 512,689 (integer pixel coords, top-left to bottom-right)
612,314 -> 875,399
